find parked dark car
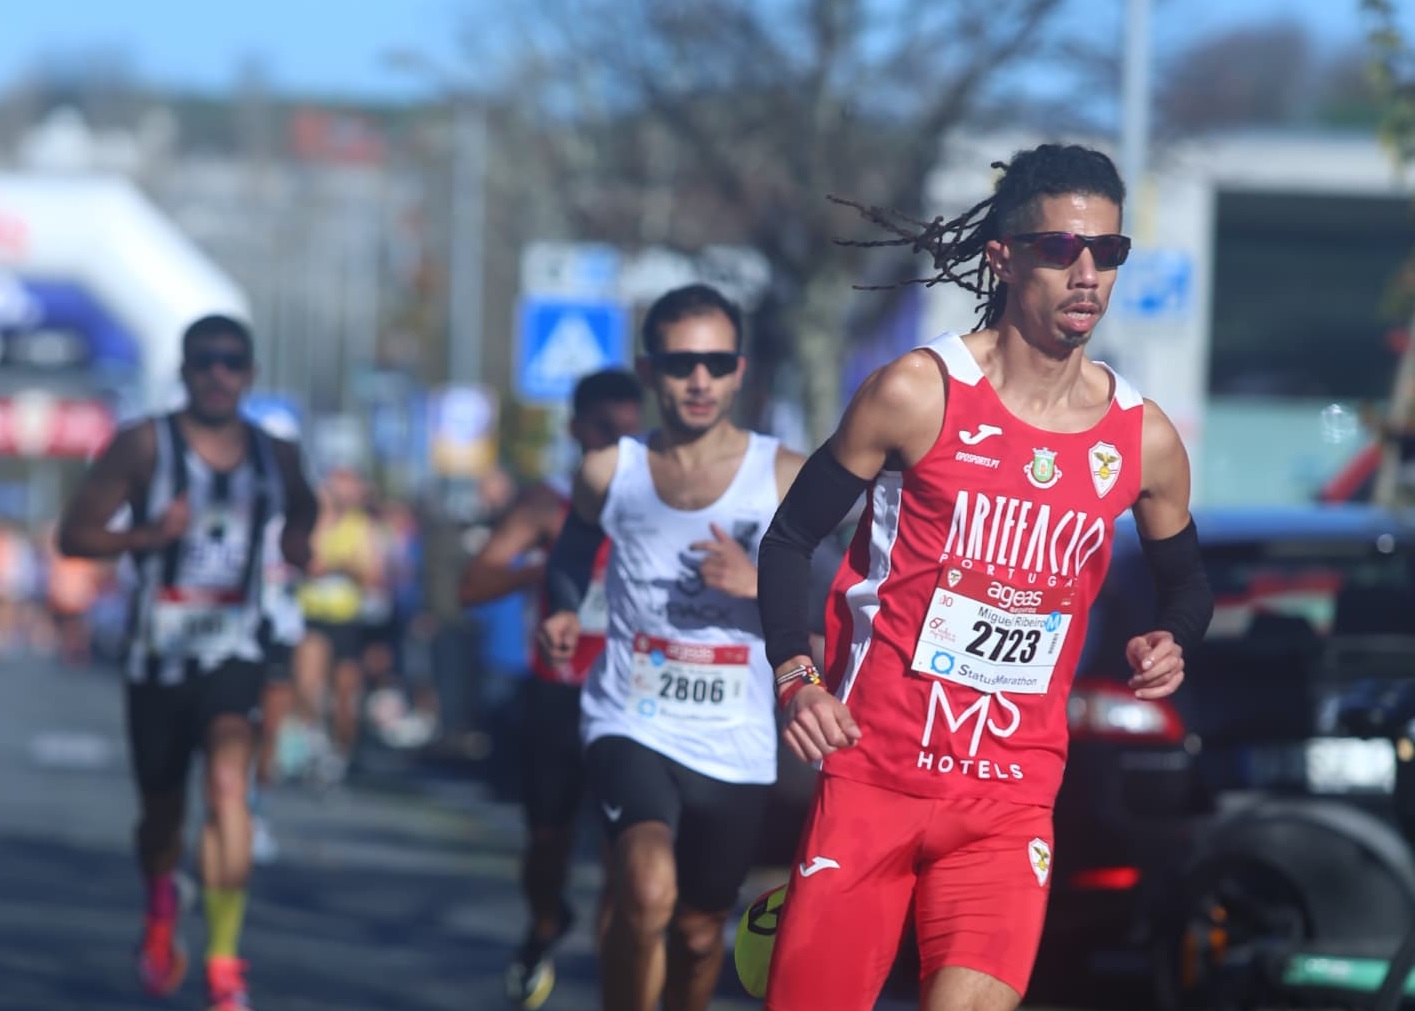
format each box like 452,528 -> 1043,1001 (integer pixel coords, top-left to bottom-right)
1042,504 -> 1415,1005
761,504 -> 1415,1007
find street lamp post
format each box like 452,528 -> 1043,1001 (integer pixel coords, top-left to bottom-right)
448,97 -> 486,388
1120,0 -> 1152,205
384,50 -> 486,388
1110,0 -> 1153,386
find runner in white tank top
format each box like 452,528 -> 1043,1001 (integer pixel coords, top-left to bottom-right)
538,284 -> 805,1011
580,430 -> 782,783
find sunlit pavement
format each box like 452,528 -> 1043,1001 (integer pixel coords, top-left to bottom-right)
0,655 -> 881,1010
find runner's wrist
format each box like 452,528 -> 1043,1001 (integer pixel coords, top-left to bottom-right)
774,660 -> 823,710
773,657 -> 816,682
778,679 -> 819,709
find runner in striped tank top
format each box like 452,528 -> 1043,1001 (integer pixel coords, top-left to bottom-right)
58,315 -> 317,1011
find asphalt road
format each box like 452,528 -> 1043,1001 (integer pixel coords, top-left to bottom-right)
0,655 -> 901,1010
4,654 -> 1134,1011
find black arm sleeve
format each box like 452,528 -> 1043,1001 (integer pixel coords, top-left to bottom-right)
758,445 -> 871,668
546,509 -> 607,616
1139,518 -> 1214,657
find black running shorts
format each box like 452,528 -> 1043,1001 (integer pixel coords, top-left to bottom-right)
585,734 -> 771,913
262,641 -> 294,683
125,659 -> 267,795
521,678 -> 587,830
306,619 -> 364,662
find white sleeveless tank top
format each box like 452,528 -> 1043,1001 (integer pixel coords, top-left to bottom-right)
261,516 -> 305,648
581,432 -> 781,784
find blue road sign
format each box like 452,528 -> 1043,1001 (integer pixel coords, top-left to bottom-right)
516,297 -> 628,403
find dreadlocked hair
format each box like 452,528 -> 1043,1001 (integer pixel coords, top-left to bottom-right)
831,143 -> 1127,329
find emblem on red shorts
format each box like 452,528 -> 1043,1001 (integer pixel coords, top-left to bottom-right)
1028,837 -> 1052,886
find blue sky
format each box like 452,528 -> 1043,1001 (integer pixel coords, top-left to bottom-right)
3,0 -> 1404,102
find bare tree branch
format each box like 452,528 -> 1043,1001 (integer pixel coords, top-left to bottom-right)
463,0 -> 1071,441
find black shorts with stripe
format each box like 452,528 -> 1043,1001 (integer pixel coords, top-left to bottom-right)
585,734 -> 771,914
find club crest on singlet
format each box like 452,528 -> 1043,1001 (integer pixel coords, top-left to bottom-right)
1089,441 -> 1122,498
1024,448 -> 1061,490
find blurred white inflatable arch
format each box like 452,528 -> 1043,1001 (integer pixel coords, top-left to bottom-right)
0,172 -> 251,418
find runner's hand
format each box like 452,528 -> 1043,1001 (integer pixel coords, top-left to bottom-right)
782,685 -> 862,763
141,495 -> 189,550
537,611 -> 581,668
690,523 -> 757,599
1127,630 -> 1184,700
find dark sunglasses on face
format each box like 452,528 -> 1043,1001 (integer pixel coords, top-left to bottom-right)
186,350 -> 251,373
650,351 -> 740,379
1008,231 -> 1132,270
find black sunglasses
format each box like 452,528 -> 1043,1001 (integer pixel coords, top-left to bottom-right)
1008,232 -> 1131,270
650,351 -> 740,379
186,350 -> 252,373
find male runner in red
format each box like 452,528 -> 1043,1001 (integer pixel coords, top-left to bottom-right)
756,143 -> 1213,1011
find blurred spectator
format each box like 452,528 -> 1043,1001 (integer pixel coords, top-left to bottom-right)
419,486 -> 479,755
0,519 -> 40,656
294,467 -> 382,784
359,493 -> 398,693
460,465 -> 531,791
43,522 -> 104,666
362,494 -> 436,749
1362,401 -> 1415,505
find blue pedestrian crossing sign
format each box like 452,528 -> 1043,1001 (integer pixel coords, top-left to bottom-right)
516,297 -> 629,403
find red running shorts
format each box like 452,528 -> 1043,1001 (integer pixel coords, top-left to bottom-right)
765,773 -> 1054,1009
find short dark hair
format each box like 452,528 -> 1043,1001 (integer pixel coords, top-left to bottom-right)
640,283 -> 744,356
833,143 -> 1127,328
573,368 -> 643,417
182,314 -> 253,361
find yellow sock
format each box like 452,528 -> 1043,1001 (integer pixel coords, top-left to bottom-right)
204,887 -> 247,960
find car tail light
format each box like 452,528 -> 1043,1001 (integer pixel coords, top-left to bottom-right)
1069,866 -> 1142,890
1068,678 -> 1185,744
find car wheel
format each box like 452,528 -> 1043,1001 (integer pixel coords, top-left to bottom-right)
1154,855 -> 1310,1011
